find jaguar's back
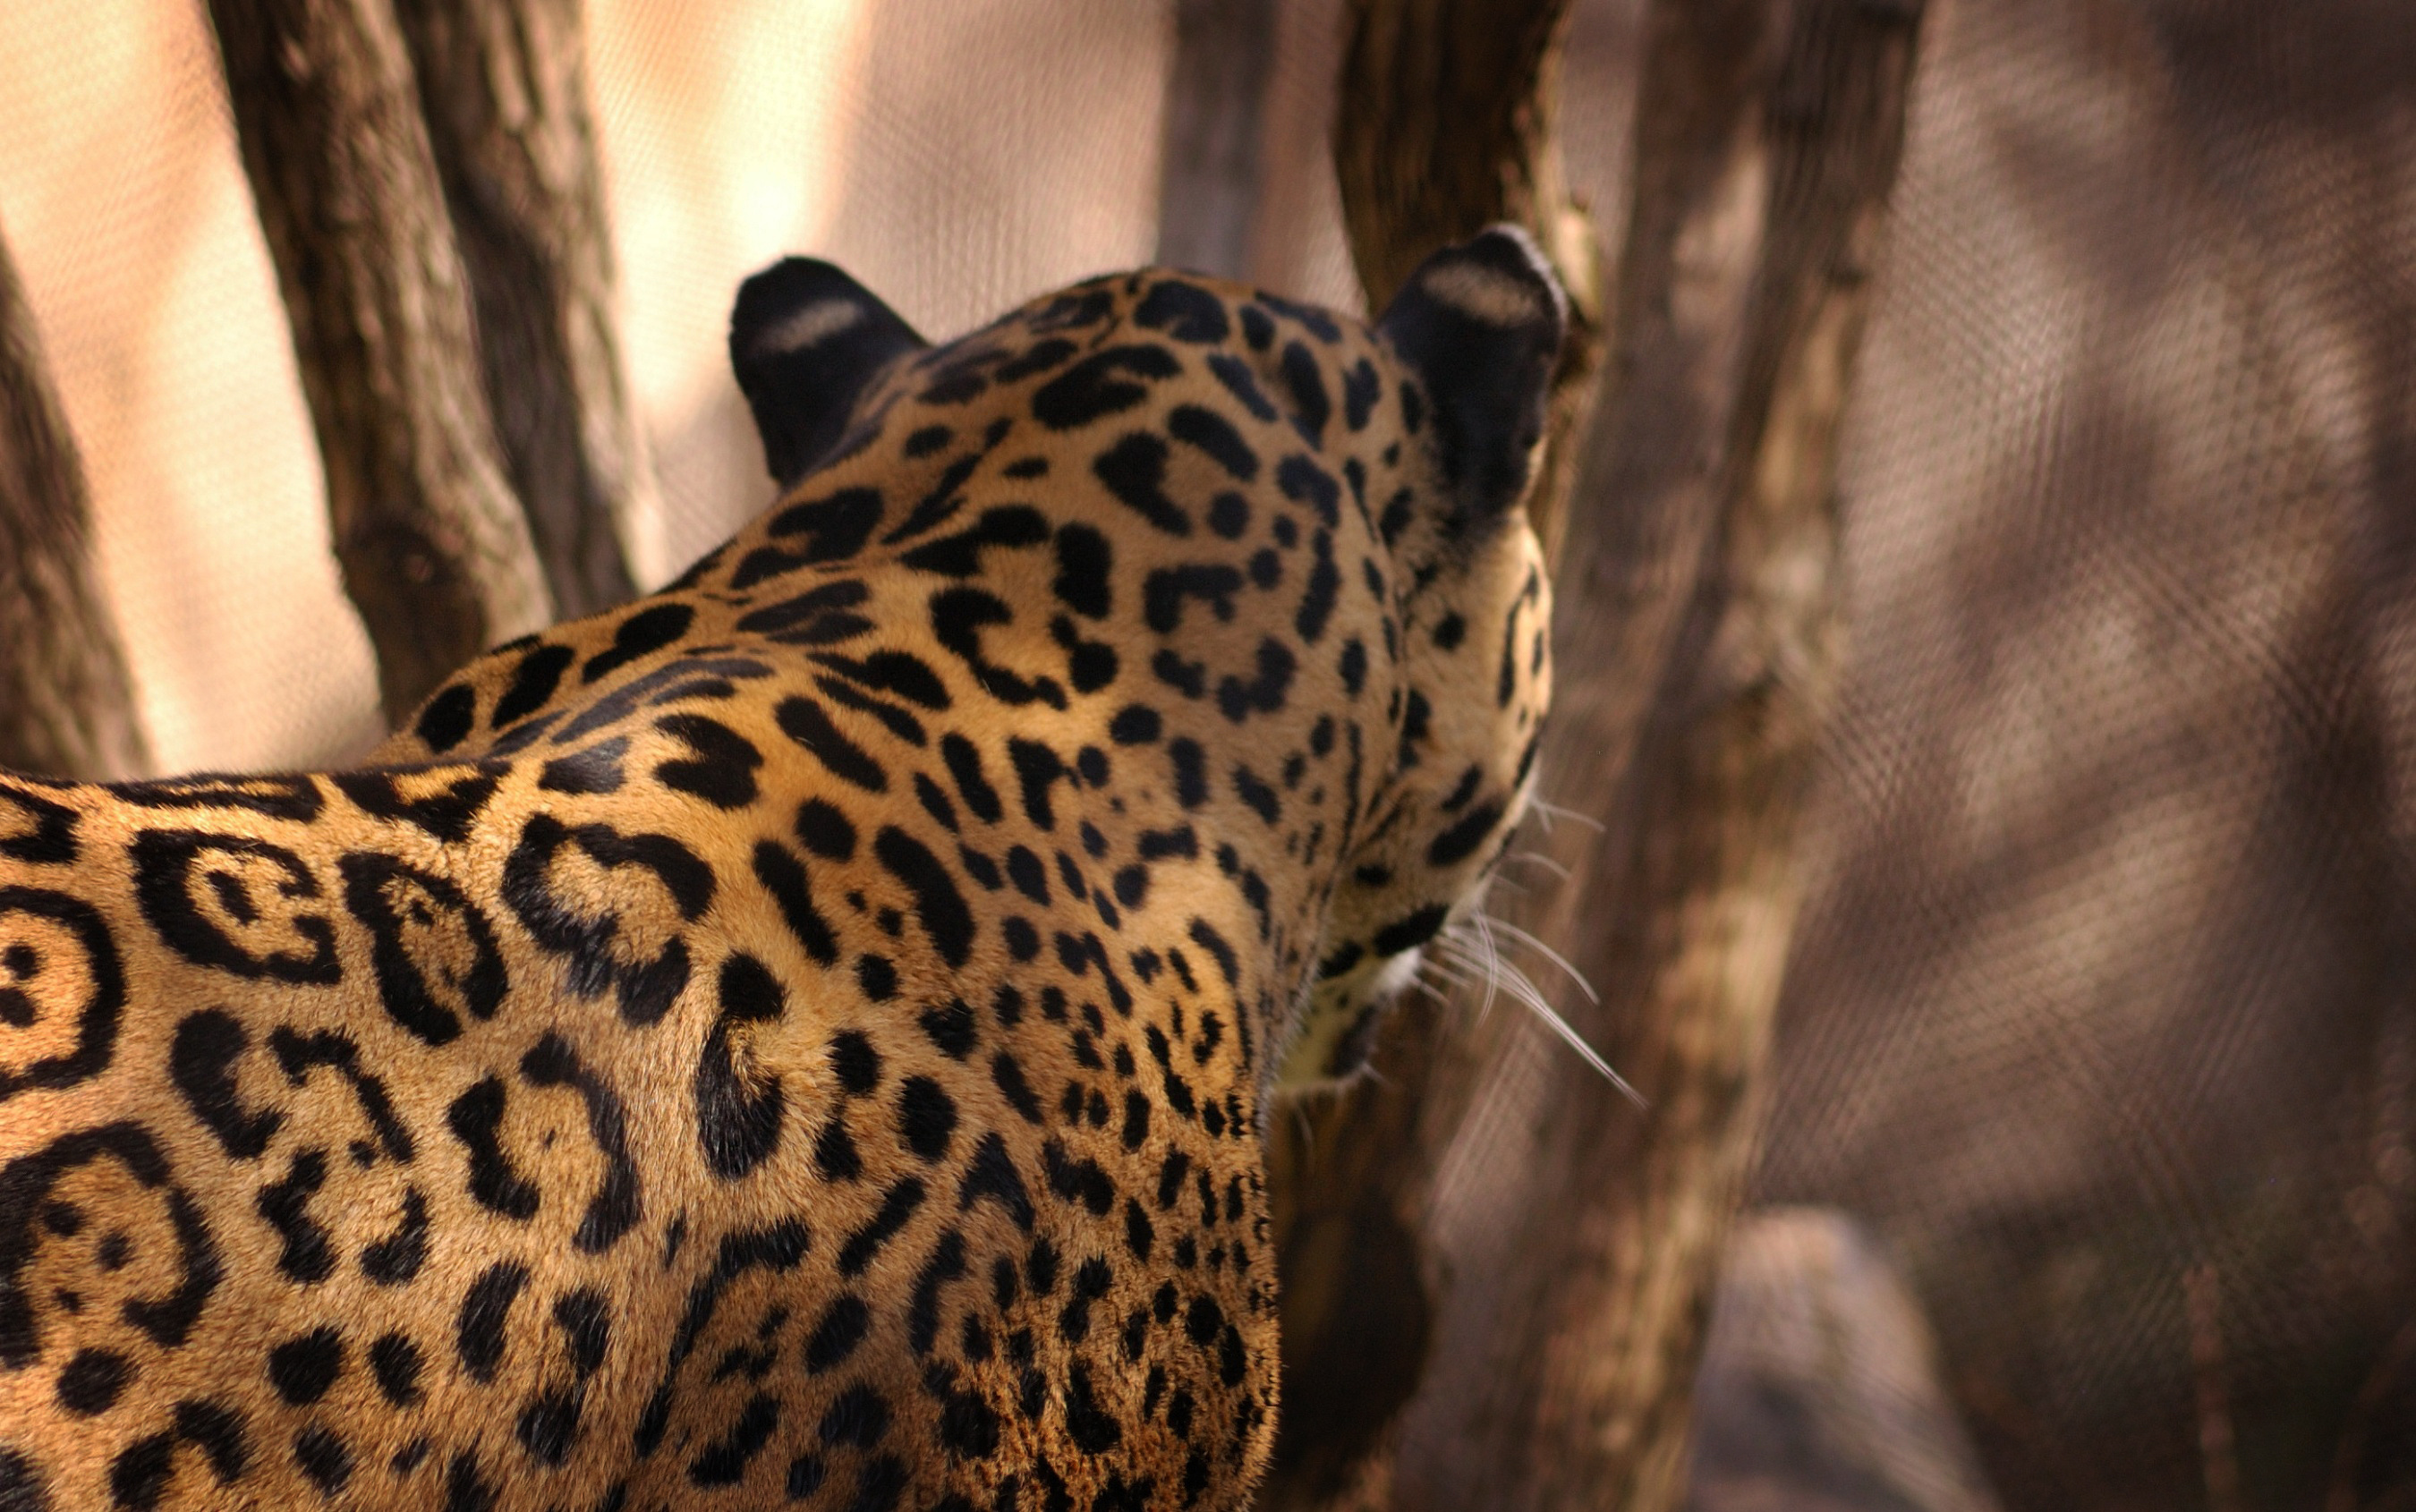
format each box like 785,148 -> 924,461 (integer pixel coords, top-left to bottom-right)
0,225 -> 1562,1511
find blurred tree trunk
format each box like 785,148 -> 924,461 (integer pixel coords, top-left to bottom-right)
395,0 -> 648,619
1268,1 -> 1925,1508
0,224 -> 149,779
209,0 -> 553,724
1156,0 -> 1280,280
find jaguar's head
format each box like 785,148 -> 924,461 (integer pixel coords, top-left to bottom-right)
1278,225 -> 1565,1085
719,225 -> 1564,1097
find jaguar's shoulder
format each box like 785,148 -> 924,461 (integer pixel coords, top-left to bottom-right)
0,227 -> 1566,1512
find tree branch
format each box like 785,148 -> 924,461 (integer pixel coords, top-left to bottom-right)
208,0 -> 553,723
0,222 -> 149,778
1157,0 -> 1281,280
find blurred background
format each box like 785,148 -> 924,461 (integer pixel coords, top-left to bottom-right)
3,0 -> 2412,1506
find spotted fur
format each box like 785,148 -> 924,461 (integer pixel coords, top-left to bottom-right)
0,226 -> 1562,1511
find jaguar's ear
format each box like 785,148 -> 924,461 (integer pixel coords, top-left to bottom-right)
1375,225 -> 1568,521
730,257 -> 930,486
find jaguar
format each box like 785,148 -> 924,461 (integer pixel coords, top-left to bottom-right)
0,224 -> 1563,1510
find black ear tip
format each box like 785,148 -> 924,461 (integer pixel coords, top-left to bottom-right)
727,256 -> 928,486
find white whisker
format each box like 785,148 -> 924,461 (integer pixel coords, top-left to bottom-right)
1460,916 -> 1508,1023
1420,948 -> 1489,997
1421,948 -> 1501,1023
1428,929 -> 1498,1021
1500,850 -> 1574,882
1476,914 -> 1600,1006
1430,916 -> 1644,1106
1528,797 -> 1606,834
1524,995 -> 1646,1108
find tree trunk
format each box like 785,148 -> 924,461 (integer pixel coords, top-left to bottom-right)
0,222 -> 149,779
1156,0 -> 1281,281
394,0 -> 648,619
1268,1 -> 1927,1507
208,0 -> 553,724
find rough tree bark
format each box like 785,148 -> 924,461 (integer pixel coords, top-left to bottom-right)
209,0 -> 553,723
0,223 -> 149,779
1267,1 -> 1927,1508
1156,0 -> 1281,280
394,0 -> 647,619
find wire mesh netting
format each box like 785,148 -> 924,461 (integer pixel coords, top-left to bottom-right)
2,0 -> 2411,1506
1755,2 -> 2416,1506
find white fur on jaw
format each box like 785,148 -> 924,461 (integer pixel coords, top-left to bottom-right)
1369,944 -> 1426,1007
